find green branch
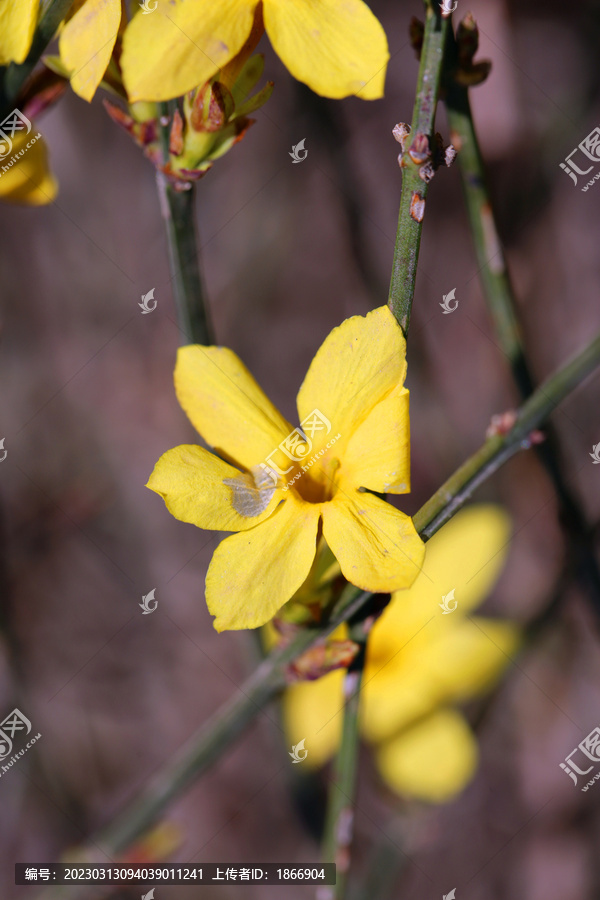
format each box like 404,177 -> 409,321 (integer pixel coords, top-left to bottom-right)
320,620 -> 367,900
388,3 -> 451,335
444,29 -> 600,614
35,327 -> 600,888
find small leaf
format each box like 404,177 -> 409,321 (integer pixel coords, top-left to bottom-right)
231,53 -> 265,106
234,81 -> 274,119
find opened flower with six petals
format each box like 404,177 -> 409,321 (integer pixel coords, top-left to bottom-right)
148,306 -> 425,631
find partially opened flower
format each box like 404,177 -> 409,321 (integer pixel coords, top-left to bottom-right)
147,306 -> 424,631
121,0 -> 389,103
283,505 -> 520,803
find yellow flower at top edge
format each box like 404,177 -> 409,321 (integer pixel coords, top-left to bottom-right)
0,0 -> 123,103
121,0 -> 390,103
0,0 -> 39,66
147,306 -> 425,632
282,505 -> 521,803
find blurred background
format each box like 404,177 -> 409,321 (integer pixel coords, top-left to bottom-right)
2,0 -> 600,897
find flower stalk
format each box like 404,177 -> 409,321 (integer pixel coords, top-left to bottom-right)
35,328 -> 600,887
388,3 -> 451,335
157,105 -> 214,345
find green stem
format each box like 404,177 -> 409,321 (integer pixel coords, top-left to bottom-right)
35,328 -> 600,890
445,60 -> 600,614
320,622 -> 367,900
0,0 -> 74,116
157,104 -> 214,345
388,3 -> 450,335
415,329 -> 600,537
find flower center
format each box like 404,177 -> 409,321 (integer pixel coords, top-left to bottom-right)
285,454 -> 341,503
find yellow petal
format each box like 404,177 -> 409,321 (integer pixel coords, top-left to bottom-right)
341,386 -> 410,493
361,615 -> 518,745
206,495 -> 321,630
121,0 -> 255,103
321,490 -> 424,593
296,306 -> 406,467
0,0 -> 37,65
263,0 -> 388,99
59,0 -> 122,102
0,131 -> 57,205
175,345 -> 292,472
372,505 -> 512,650
375,709 -> 478,803
283,670 -> 344,768
413,616 -> 520,705
361,658 -> 439,743
146,444 -> 283,532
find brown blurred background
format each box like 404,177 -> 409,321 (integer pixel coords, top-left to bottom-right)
2,0 -> 600,897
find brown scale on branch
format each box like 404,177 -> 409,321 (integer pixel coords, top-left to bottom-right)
393,123 -> 457,184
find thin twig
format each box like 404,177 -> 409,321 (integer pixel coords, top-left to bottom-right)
388,2 -> 450,335
444,31 -> 600,615
34,328 -> 600,890
320,620 -> 367,900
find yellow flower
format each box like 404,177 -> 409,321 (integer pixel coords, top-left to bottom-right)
0,128 -> 57,205
147,306 -> 424,632
121,0 -> 389,103
283,505 -> 521,803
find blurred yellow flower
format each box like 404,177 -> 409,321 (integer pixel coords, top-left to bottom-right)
0,128 -> 57,205
283,505 -> 520,803
121,0 -> 389,103
147,306 -> 424,632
